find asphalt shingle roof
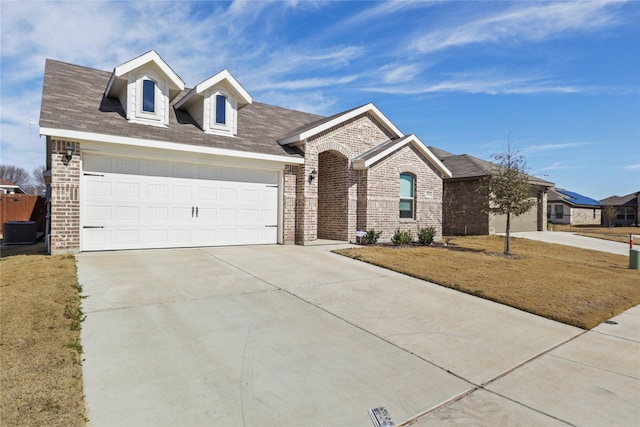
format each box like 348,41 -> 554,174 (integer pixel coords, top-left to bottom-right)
428,145 -> 553,187
39,59 -> 324,159
600,191 -> 640,206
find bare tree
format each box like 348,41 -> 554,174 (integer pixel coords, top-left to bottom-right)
31,165 -> 47,195
481,140 -> 535,255
0,165 -> 33,192
602,205 -> 616,228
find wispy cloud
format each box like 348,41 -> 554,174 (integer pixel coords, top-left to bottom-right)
622,164 -> 640,170
361,73 -> 584,96
535,162 -> 573,172
254,75 -> 359,91
380,64 -> 422,84
523,142 -> 591,155
411,1 -> 623,54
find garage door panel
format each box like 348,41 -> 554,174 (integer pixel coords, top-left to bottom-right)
147,206 -> 169,221
198,207 -> 217,221
86,205 -> 112,221
114,181 -> 139,198
145,229 -> 168,244
114,206 -> 139,221
81,155 -> 280,250
148,184 -> 169,198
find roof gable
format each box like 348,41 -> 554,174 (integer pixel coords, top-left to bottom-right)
600,191 -> 640,206
353,135 -> 452,177
105,50 -> 185,101
278,103 -> 403,145
175,69 -> 252,110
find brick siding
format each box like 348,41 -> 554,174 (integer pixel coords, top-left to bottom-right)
442,180 -> 490,235
366,145 -> 444,241
48,138 -> 81,254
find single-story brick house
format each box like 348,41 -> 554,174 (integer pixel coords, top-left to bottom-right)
600,191 -> 639,227
428,146 -> 553,235
547,187 -> 601,226
40,51 -> 451,254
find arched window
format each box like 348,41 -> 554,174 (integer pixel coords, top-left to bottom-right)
215,94 -> 227,125
142,79 -> 156,113
400,173 -> 415,219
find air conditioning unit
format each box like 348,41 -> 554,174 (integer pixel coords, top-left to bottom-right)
3,221 -> 38,245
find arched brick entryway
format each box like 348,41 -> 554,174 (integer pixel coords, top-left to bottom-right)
317,150 -> 349,240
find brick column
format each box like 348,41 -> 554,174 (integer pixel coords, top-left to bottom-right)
49,139 -> 80,254
282,165 -> 298,244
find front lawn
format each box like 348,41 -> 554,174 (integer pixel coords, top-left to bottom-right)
335,235 -> 640,329
0,246 -> 86,426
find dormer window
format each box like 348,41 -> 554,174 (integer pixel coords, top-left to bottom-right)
174,69 -> 252,138
215,94 -> 227,125
142,79 -> 156,113
134,74 -> 163,123
104,50 -> 185,128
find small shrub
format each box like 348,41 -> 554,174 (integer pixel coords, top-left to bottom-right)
418,226 -> 437,245
391,229 -> 413,245
365,229 -> 382,244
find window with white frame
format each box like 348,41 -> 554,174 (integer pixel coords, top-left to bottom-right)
207,90 -> 235,135
134,73 -> 164,124
142,79 -> 156,113
215,94 -> 227,125
400,173 -> 415,219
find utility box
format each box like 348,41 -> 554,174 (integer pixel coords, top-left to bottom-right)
2,221 -> 38,245
630,248 -> 640,270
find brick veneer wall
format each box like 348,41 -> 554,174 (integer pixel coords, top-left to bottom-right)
366,145 -> 444,241
48,138 -> 81,254
297,113 -> 393,244
442,179 -> 490,235
571,206 -> 601,225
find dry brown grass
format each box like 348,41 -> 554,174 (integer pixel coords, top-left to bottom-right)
552,224 -> 638,244
0,246 -> 86,426
335,235 -> 640,330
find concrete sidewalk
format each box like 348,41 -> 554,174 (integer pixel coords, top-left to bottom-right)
78,245 -> 639,426
507,231 -> 630,255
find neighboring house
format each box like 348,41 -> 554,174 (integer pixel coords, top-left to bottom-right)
0,179 -> 26,194
547,188 -> 601,225
39,51 -> 451,254
600,191 -> 639,227
428,146 -> 553,235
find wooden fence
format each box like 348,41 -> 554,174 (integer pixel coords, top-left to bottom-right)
0,194 -> 47,233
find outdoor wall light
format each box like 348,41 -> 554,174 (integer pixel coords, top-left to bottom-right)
65,145 -> 74,162
308,169 -> 317,184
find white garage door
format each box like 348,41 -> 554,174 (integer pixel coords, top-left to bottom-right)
81,155 -> 279,251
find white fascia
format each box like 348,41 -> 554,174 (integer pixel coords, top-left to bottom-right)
353,134 -> 452,178
40,127 -> 304,165
278,103 -> 404,145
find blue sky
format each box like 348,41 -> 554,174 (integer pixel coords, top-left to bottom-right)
1,0 -> 638,200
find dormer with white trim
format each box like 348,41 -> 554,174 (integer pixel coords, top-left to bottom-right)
174,69 -> 252,137
104,50 -> 184,127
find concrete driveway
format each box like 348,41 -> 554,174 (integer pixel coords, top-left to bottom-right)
78,244 -> 639,426
507,231 -> 630,255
